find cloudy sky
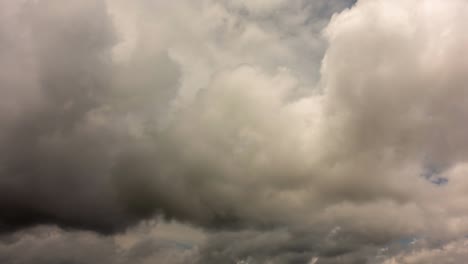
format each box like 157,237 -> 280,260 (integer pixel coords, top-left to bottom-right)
1,0 -> 468,263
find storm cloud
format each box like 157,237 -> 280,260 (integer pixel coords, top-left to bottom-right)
1,0 -> 468,263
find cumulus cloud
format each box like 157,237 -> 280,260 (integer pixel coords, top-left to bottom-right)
1,0 -> 468,263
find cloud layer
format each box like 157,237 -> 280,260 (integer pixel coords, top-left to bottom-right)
1,0 -> 468,263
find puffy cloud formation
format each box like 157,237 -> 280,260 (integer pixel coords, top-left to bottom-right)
1,0 -> 468,263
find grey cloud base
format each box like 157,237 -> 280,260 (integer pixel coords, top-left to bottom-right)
1,0 -> 468,263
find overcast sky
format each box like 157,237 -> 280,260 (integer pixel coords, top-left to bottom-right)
1,0 -> 468,263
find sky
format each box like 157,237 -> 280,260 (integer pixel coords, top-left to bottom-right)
1,0 -> 468,263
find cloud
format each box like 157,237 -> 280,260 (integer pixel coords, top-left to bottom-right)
1,0 -> 468,263
0,220 -> 383,264
382,238 -> 468,264
0,0 -> 354,234
0,221 -> 203,264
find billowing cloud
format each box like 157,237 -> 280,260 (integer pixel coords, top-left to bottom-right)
1,0 -> 468,263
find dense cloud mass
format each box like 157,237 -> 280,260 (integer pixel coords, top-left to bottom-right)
1,0 -> 468,263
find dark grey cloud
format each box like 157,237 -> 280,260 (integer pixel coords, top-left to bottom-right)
2,0 -> 468,263
0,0 -> 127,233
0,0 -> 184,233
0,0 -> 358,235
